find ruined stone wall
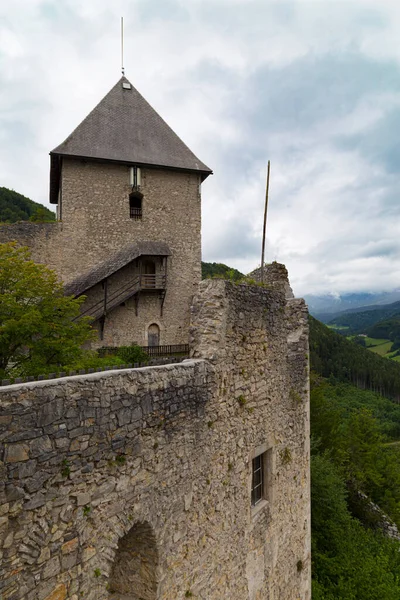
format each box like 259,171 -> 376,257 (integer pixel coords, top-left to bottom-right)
0,222 -> 61,268
0,281 -> 310,600
248,262 -> 295,300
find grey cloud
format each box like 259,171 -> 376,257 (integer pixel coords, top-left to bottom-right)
337,107 -> 400,175
203,216 -> 261,260
2,0 -> 400,296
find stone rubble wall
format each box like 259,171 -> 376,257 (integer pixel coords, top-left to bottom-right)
0,280 -> 310,600
247,262 -> 295,300
0,222 -> 60,268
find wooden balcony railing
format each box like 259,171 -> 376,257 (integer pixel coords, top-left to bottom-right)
76,273 -> 167,321
140,344 -> 189,357
140,274 -> 166,289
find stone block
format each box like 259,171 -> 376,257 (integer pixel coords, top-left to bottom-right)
30,436 -> 53,458
82,546 -> 96,562
43,556 -> 61,579
37,399 -> 64,427
5,443 -> 29,463
75,493 -> 91,507
61,537 -> 79,554
44,583 -> 67,600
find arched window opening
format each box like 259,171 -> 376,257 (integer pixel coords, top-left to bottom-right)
108,521 -> 159,600
129,190 -> 143,220
148,323 -> 160,347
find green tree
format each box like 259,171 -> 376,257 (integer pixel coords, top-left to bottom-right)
312,453 -> 400,599
29,206 -> 56,223
0,242 -> 93,378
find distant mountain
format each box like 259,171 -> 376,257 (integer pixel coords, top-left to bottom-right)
0,187 -> 55,223
305,290 -> 400,321
367,317 -> 400,347
328,300 -> 400,334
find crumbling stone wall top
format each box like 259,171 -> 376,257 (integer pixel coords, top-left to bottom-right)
247,261 -> 295,300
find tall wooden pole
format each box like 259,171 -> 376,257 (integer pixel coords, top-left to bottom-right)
121,17 -> 125,76
260,160 -> 271,284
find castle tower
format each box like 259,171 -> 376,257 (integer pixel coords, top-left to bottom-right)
7,77 -> 212,348
52,76 -> 212,347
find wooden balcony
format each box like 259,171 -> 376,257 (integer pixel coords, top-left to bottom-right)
78,272 -> 167,322
140,274 -> 166,289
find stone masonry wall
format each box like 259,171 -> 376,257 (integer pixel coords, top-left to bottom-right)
0,222 -> 60,268
0,280 -> 310,600
248,263 -> 295,300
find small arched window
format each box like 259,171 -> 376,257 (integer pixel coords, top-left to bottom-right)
129,190 -> 143,220
148,323 -> 160,347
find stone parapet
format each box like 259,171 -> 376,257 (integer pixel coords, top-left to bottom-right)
0,280 -> 310,600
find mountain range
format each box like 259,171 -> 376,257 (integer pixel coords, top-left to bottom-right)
304,290 -> 400,322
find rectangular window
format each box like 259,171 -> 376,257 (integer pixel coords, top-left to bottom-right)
129,190 -> 143,220
251,453 -> 264,506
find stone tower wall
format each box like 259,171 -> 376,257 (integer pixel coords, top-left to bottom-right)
0,280 -> 310,600
0,159 -> 203,346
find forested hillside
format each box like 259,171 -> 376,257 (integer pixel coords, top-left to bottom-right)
328,300 -> 400,333
311,378 -> 400,599
310,316 -> 400,400
310,317 -> 400,597
0,187 -> 55,223
367,317 -> 400,351
201,261 -> 243,281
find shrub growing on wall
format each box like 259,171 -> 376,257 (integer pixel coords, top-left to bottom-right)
116,345 -> 149,364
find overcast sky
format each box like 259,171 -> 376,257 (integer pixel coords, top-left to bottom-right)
1,0 -> 400,296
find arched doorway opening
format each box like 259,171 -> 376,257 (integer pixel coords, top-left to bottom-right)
108,521 -> 159,599
148,323 -> 160,347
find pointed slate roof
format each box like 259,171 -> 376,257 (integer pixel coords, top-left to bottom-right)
50,77 -> 212,202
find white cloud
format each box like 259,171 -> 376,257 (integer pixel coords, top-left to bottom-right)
1,0 -> 400,297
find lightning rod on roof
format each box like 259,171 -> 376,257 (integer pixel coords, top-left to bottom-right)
121,17 -> 125,76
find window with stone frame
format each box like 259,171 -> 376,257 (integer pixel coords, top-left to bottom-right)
251,452 -> 265,506
129,190 -> 143,220
251,446 -> 273,511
